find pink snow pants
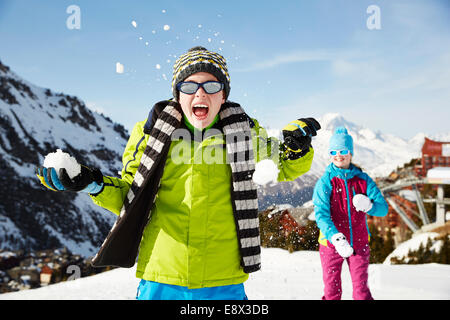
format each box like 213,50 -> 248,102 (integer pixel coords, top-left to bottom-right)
319,244 -> 373,300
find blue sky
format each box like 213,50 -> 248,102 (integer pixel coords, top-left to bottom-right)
1,0 -> 449,139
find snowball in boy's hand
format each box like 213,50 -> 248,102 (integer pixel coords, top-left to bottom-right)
43,149 -> 81,180
253,159 -> 279,186
352,194 -> 373,212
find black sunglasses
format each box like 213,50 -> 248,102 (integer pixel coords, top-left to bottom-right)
176,81 -> 224,95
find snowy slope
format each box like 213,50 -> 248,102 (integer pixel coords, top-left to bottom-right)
0,60 -> 129,256
0,248 -> 448,300
383,232 -> 446,265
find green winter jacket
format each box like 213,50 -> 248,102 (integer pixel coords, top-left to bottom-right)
90,116 -> 314,288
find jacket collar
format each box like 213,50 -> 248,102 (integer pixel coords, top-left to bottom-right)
326,163 -> 361,180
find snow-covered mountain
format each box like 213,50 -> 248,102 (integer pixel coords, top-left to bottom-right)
257,113 -> 450,209
0,60 -> 129,257
311,113 -> 423,177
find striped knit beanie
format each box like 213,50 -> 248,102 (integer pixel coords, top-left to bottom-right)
172,46 -> 230,100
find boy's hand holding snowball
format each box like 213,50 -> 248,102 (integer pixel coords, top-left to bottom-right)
253,117 -> 320,186
36,149 -> 103,194
352,194 -> 373,212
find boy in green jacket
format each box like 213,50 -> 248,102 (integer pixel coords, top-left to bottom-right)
36,46 -> 320,300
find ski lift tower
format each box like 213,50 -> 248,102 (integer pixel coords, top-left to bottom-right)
381,137 -> 450,233
380,167 -> 449,233
424,167 -> 450,227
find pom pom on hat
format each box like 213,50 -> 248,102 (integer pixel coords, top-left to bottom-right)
329,126 -> 354,155
334,127 -> 348,135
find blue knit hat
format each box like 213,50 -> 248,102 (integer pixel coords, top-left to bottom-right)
329,127 -> 354,155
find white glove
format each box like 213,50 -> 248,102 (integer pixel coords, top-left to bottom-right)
331,233 -> 354,258
352,194 -> 373,212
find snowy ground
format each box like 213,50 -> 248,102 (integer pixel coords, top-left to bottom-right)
1,248 -> 449,300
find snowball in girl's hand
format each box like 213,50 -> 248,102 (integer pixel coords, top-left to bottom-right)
43,149 -> 81,179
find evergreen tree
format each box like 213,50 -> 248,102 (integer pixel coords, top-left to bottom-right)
259,210 -> 320,252
406,247 -> 417,264
369,224 -> 385,263
287,231 -> 300,253
437,233 -> 449,264
300,221 -> 319,251
383,229 -> 396,260
258,211 -> 286,249
392,235 -> 450,265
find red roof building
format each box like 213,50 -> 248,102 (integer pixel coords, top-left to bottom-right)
40,265 -> 53,285
415,137 -> 450,177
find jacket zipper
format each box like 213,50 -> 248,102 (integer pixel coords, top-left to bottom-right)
343,173 -> 354,247
352,186 -> 371,238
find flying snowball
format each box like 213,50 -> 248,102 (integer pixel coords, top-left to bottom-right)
163,25 -> 170,31
116,62 -> 124,74
131,20 -> 137,28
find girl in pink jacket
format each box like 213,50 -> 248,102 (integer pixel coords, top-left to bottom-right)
313,127 -> 388,300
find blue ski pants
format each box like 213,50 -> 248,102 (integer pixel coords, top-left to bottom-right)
136,280 -> 248,300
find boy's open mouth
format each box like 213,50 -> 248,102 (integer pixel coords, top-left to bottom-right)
192,104 -> 209,120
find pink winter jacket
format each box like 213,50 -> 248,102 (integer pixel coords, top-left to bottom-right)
313,163 -> 388,251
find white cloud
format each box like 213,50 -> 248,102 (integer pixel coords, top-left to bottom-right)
234,49 -> 356,72
331,59 -> 389,86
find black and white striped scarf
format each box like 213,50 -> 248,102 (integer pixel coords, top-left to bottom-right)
92,101 -> 261,273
